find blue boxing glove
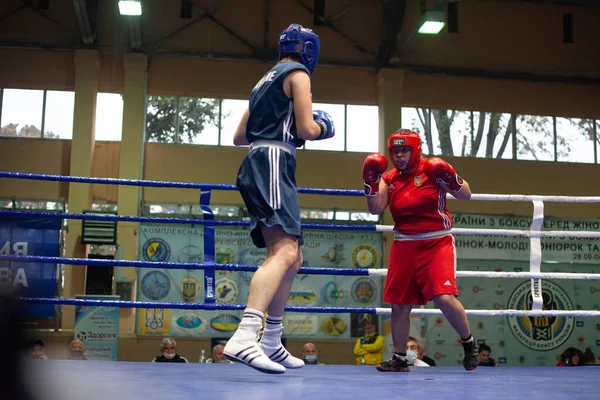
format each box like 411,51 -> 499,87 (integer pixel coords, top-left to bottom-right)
313,110 -> 335,140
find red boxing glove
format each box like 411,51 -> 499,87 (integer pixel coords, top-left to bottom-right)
424,157 -> 464,192
362,153 -> 388,197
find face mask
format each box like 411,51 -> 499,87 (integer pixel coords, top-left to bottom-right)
406,350 -> 418,365
163,352 -> 176,360
304,355 -> 317,363
70,350 -> 84,359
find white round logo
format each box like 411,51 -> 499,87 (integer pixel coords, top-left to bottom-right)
215,278 -> 239,304
507,280 -> 574,351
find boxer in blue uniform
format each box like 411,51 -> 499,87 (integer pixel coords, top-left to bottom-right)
224,24 -> 335,374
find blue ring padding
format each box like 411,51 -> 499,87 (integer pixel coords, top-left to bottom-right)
19,297 -> 379,314
200,190 -> 215,304
0,210 -> 378,231
0,171 -> 363,196
0,254 -> 372,276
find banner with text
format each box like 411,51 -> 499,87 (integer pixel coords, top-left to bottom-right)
452,213 -> 600,263
74,295 -> 120,361
136,225 -> 384,339
0,217 -> 61,318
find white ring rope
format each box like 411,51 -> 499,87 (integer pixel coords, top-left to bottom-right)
375,308 -> 600,317
375,225 -> 600,238
367,269 -> 600,280
465,194 -> 600,202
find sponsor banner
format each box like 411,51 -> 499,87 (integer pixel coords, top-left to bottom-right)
136,226 -> 384,339
74,295 -> 120,361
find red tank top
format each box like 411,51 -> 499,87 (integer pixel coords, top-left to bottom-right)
381,158 -> 453,235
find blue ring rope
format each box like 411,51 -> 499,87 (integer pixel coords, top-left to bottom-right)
0,171 -> 363,196
19,297 -> 378,314
0,254 -> 373,276
0,210 -> 378,231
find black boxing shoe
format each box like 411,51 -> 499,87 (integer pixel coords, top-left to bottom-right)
462,339 -> 479,371
376,354 -> 410,372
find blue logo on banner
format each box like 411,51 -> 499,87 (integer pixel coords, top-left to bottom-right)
0,217 -> 61,318
596,339 -> 600,346
498,357 -> 507,364
576,321 -> 584,327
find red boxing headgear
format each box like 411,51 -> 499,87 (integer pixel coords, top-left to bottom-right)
388,130 -> 422,171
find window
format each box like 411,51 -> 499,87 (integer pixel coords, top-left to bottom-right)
556,118 -> 594,163
219,99 -> 248,147
44,90 -> 75,139
401,107 -> 438,155
180,97 -> 219,145
516,114 -> 554,161
346,105 -> 378,153
304,103 -> 345,151
0,89 -> 44,138
95,93 -> 123,141
470,112 -> 514,159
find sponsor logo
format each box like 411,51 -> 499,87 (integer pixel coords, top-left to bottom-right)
142,238 -> 171,262
140,270 -> 171,301
210,314 -> 241,332
172,311 -> 206,334
351,244 -> 378,269
288,285 -> 318,306
216,278 -> 239,304
507,281 -> 575,351
351,278 -> 377,305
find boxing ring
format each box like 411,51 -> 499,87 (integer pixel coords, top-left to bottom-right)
1,171 -> 600,399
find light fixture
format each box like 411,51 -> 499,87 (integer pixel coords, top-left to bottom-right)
119,0 -> 142,16
417,10 -> 445,35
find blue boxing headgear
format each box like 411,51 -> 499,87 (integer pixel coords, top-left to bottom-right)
278,24 -> 320,75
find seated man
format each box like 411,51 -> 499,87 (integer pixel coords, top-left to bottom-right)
407,336 -> 430,367
152,338 -> 188,363
478,344 -> 498,367
206,344 -> 233,364
68,340 -> 87,360
302,343 -> 325,366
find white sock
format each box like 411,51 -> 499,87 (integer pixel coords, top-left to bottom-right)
235,308 -> 264,339
261,314 -> 283,347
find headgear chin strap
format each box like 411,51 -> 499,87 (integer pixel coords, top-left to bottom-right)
388,130 -> 422,171
278,24 -> 321,75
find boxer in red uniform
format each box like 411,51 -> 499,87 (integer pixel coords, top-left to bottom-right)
362,129 -> 479,372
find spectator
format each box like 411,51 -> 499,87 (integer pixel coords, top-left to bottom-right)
68,340 -> 87,360
27,339 -> 48,360
407,336 -> 431,367
557,347 -> 584,367
478,344 -> 498,367
302,343 -> 325,366
583,347 -> 597,365
353,320 -> 384,365
206,344 -> 233,364
152,338 -> 188,363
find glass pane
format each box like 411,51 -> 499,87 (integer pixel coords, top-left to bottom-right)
95,93 -> 123,141
431,109 -> 472,157
179,97 -> 220,145
304,103 -> 345,151
146,96 -> 177,143
335,211 -> 350,220
0,199 -> 14,209
516,114 -> 554,161
400,107 -> 437,155
220,99 -> 248,147
0,89 -> 43,137
91,203 -> 118,212
346,105 -> 378,153
351,212 -> 379,222
597,120 -> 600,164
44,90 -> 74,139
469,112 -> 514,159
556,118 -> 594,163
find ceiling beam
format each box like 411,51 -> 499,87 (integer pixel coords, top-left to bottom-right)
72,0 -> 96,45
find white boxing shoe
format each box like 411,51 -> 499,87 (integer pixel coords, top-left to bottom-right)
259,327 -> 305,369
224,333 -> 286,374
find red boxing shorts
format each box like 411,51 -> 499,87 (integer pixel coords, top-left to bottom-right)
383,234 -> 458,305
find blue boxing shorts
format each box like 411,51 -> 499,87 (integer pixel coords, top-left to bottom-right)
236,140 -> 303,248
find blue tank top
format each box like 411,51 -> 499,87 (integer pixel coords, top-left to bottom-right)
246,61 -> 308,148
